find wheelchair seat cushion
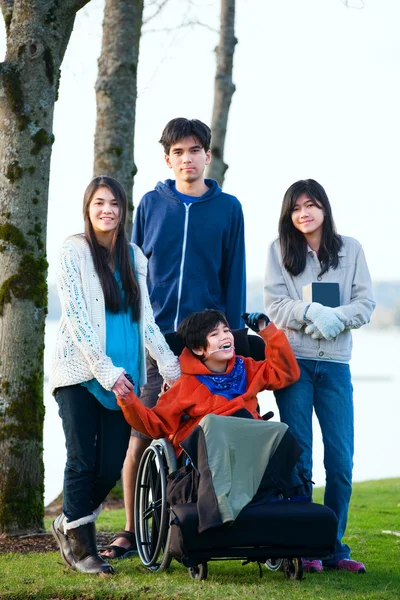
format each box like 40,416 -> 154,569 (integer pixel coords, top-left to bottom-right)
168,501 -> 338,561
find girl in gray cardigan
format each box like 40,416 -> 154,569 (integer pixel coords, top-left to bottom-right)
264,179 -> 375,574
51,176 -> 180,575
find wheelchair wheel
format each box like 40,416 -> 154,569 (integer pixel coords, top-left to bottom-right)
135,439 -> 177,571
282,557 -> 303,580
188,562 -> 208,580
265,558 -> 283,571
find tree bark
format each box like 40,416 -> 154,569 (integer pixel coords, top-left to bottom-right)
93,0 -> 144,234
0,0 -> 90,534
206,0 -> 237,187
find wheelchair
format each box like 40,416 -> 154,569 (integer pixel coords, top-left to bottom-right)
134,329 -> 338,581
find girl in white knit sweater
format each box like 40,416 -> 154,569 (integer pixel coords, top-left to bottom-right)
50,176 -> 180,575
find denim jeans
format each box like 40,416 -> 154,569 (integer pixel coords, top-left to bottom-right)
274,359 -> 354,562
55,384 -> 131,523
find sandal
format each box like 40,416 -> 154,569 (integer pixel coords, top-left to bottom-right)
99,530 -> 137,559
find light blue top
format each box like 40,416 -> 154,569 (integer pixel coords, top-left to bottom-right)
82,264 -> 140,410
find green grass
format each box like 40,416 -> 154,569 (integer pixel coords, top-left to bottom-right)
0,478 -> 399,600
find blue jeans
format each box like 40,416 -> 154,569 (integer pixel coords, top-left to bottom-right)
55,384 -> 131,523
274,359 -> 354,563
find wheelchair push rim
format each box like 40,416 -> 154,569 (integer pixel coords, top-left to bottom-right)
134,439 -> 176,570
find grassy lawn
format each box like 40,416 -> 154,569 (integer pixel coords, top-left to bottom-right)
0,478 -> 399,600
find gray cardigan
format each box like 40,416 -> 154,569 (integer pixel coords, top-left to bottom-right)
263,236 -> 375,362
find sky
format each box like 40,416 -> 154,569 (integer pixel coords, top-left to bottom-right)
1,0 -> 400,286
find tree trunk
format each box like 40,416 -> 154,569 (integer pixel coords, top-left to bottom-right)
206,0 -> 237,187
93,0 -> 144,234
0,0 -> 90,535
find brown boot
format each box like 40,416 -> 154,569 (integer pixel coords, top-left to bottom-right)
51,513 -> 75,570
67,522 -> 114,575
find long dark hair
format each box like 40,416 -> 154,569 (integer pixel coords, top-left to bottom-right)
83,176 -> 140,320
279,179 -> 343,277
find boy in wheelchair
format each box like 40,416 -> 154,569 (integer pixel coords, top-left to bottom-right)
117,309 -> 300,455
116,312 -> 339,571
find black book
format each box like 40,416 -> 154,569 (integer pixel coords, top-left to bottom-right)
302,282 -> 340,308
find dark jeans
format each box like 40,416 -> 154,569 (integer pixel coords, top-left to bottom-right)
55,384 -> 131,522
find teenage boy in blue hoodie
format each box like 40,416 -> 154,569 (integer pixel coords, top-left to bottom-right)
101,118 -> 246,559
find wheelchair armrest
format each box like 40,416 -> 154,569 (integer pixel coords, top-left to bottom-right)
262,411 -> 274,421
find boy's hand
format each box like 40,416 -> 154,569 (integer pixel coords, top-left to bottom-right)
112,372 -> 134,399
242,312 -> 270,332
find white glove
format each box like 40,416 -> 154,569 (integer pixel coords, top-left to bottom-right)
333,307 -> 349,327
304,322 -> 324,339
305,307 -> 348,339
306,303 -> 345,340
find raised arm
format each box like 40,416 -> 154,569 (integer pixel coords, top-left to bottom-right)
244,323 -> 300,391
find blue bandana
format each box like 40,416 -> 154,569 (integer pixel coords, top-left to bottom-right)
196,357 -> 247,400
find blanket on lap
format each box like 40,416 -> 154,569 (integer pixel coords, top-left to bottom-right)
167,414 -> 304,534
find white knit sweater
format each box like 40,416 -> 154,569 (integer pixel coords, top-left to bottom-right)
49,234 -> 181,395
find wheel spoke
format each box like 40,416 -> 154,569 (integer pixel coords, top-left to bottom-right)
142,505 -> 153,521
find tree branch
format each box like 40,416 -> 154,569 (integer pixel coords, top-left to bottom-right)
74,0 -> 92,11
0,0 -> 14,32
56,1 -> 92,59
143,0 -> 169,23
0,0 -> 13,12
143,18 -> 218,35
341,0 -> 365,8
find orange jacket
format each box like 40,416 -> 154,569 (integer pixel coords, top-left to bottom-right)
117,323 -> 300,454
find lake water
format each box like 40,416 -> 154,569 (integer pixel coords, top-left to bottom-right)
43,321 -> 400,506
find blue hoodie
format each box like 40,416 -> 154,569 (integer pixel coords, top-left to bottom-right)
132,179 -> 246,334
